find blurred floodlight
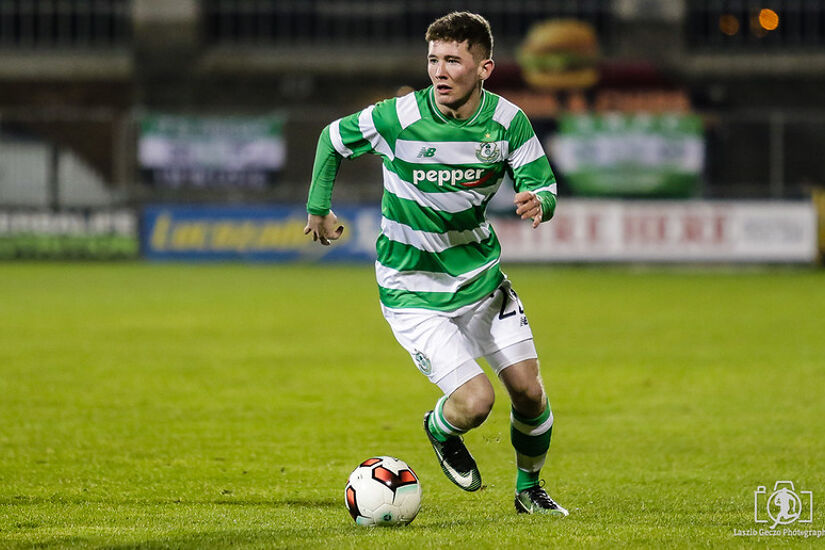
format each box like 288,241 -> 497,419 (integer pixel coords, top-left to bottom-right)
719,14 -> 740,36
758,8 -> 779,31
750,14 -> 768,38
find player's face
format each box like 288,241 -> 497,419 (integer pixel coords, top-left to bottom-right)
427,40 -> 492,115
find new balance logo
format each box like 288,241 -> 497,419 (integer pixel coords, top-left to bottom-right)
417,146 -> 436,158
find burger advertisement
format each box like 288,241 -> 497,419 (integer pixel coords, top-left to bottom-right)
517,19 -> 600,91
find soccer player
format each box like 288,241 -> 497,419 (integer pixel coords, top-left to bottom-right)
305,11 -> 566,516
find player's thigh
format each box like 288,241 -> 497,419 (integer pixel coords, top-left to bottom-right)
381,305 -> 479,389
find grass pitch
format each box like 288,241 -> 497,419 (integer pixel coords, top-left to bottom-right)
1,262 -> 823,548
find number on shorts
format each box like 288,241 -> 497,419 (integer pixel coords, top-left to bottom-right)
497,286 -> 524,320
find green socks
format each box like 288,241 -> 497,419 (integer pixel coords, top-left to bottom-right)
427,394 -> 466,442
516,468 -> 541,493
511,398 -> 553,491
428,395 -> 553,492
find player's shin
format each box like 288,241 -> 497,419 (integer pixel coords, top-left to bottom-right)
510,398 -> 553,491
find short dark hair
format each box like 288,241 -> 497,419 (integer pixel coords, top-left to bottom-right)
425,12 -> 493,60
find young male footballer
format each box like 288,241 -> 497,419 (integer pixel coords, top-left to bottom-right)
305,11 -> 566,516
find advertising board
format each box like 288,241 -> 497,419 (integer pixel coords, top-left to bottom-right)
140,200 -> 817,264
141,205 -> 380,262
0,209 -> 138,259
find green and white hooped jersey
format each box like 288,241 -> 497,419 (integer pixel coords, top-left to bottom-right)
307,86 -> 557,312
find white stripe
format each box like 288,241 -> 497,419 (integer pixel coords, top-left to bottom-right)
433,406 -> 458,435
381,217 -> 492,253
395,92 -> 421,129
382,166 -> 495,213
517,455 -> 547,474
359,105 -> 394,160
492,96 -> 520,130
433,412 -> 451,434
395,139 -> 509,165
510,410 -> 554,436
376,258 -> 500,294
329,119 -> 353,158
508,135 -> 545,169
436,394 -> 449,416
532,183 -> 558,195
433,397 -> 456,433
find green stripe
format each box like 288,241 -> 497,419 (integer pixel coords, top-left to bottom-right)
405,89 -> 505,141
512,155 -> 554,182
371,97 -> 401,151
512,156 -> 557,216
431,395 -> 464,438
379,266 -> 503,311
511,400 -> 552,458
401,123 -> 505,143
512,399 -> 551,426
536,191 -> 557,221
382,191 -> 485,233
424,87 -> 498,129
506,110 -> 535,152
511,425 -> 553,457
376,232 -> 501,276
307,125 -> 341,215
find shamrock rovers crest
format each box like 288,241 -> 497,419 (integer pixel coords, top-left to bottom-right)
475,140 -> 501,163
412,350 -> 432,375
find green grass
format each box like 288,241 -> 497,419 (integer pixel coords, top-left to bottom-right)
1,263 -> 824,548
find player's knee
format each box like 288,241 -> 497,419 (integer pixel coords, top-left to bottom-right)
456,389 -> 494,428
510,382 -> 545,415
466,396 -> 494,427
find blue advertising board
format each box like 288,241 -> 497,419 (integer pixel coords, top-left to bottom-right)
141,205 -> 381,262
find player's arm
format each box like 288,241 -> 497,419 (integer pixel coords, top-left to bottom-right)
305,125 -> 345,245
507,111 -> 558,229
305,106 -> 388,245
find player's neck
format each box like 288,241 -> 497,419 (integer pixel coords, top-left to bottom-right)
434,85 -> 484,121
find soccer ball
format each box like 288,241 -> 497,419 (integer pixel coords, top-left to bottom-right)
344,456 -> 422,527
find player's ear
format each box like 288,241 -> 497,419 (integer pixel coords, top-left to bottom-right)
479,58 -> 494,81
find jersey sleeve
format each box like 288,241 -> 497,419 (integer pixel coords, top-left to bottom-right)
306,100 -> 398,216
506,110 -> 557,222
306,125 -> 343,216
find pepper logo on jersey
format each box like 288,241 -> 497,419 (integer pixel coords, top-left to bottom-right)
475,141 -> 502,163
412,167 -> 497,188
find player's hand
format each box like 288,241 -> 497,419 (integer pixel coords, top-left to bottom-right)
304,211 -> 345,246
514,191 -> 542,229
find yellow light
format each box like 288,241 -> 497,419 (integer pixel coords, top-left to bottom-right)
719,14 -> 740,36
759,8 -> 779,31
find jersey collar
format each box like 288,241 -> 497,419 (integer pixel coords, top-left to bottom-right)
428,87 -> 487,127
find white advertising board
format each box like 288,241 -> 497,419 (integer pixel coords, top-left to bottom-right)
493,199 -> 818,263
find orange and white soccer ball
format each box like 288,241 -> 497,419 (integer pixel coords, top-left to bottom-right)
344,456 -> 422,526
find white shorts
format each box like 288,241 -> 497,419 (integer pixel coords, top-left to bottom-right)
381,280 -> 538,395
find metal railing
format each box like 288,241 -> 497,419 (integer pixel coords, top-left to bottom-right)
202,0 -> 613,47
0,0 -> 131,49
